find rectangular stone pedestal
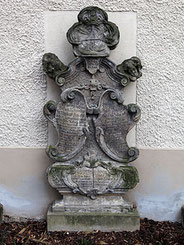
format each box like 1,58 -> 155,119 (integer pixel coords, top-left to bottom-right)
47,207 -> 140,232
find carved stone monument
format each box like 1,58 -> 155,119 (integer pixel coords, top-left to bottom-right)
43,6 -> 142,232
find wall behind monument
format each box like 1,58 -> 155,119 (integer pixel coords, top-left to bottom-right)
0,0 -> 184,221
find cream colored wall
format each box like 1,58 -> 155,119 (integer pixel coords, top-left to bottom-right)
0,148 -> 59,219
129,149 -> 184,221
1,0 -> 183,148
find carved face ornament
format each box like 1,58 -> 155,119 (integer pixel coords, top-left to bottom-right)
78,7 -> 107,25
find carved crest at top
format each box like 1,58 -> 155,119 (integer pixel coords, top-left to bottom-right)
67,6 -> 120,57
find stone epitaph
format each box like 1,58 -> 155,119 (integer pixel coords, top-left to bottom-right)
43,6 -> 142,232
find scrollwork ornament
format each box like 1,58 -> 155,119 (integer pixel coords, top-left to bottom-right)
109,90 -> 124,104
127,147 -> 139,162
43,100 -> 56,122
120,77 -> 129,86
60,88 -> 86,103
127,104 -> 141,122
56,76 -> 66,86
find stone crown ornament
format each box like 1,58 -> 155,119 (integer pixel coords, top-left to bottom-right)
42,6 -> 142,232
67,6 -> 120,57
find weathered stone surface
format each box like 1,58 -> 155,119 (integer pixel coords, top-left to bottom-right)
43,57 -> 141,166
67,6 -> 120,57
51,194 -> 133,213
0,204 -> 3,224
181,205 -> 184,227
43,6 -> 142,231
47,206 -> 140,232
47,162 -> 139,200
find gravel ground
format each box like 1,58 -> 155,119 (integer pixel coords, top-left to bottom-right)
0,218 -> 184,244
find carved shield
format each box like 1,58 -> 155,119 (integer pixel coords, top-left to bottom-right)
46,89 -> 88,161
94,90 -> 139,163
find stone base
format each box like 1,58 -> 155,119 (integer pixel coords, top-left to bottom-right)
47,207 -> 140,232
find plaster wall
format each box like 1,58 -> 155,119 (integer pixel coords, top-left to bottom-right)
0,0 -> 184,221
0,0 -> 184,148
0,148 -> 183,222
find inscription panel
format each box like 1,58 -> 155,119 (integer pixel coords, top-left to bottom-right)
94,167 -> 114,191
94,92 -> 132,160
71,167 -> 93,192
55,96 -> 87,155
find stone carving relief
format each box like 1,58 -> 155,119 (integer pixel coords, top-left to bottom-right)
43,6 -> 142,210
67,6 -> 119,57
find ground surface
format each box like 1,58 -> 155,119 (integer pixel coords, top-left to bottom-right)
0,218 -> 184,244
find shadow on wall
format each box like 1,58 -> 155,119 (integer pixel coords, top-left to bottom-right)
134,189 -> 184,222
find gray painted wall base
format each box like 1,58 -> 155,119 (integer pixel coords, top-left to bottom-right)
1,148 -> 184,222
47,207 -> 140,232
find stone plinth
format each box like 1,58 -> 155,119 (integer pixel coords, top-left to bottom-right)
47,194 -> 140,231
47,207 -> 140,232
